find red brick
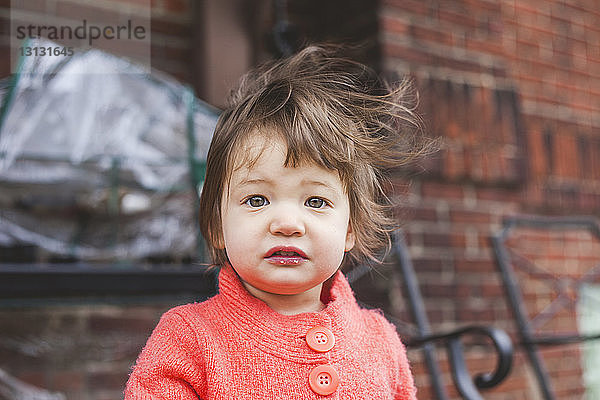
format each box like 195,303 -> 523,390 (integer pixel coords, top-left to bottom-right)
381,0 -> 434,18
54,1 -> 123,23
381,42 -> 433,65
421,181 -> 464,200
9,0 -> 46,13
399,205 -> 438,222
457,307 -> 495,322
410,24 -> 453,46
454,258 -> 495,272
411,257 -> 446,273
554,134 -> 579,178
0,44 -> 12,78
436,7 -> 480,31
444,146 -> 466,180
481,282 -> 504,297
465,36 -> 505,57
421,283 -> 456,298
50,371 -> 85,391
422,232 -> 452,248
527,127 -> 547,178
380,15 -> 409,35
165,0 -> 188,13
151,18 -> 191,36
475,187 -> 521,203
450,232 -> 467,248
449,210 -> 493,224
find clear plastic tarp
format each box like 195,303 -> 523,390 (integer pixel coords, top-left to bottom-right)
0,38 -> 219,261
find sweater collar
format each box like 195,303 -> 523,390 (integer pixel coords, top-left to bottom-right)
215,265 -> 362,363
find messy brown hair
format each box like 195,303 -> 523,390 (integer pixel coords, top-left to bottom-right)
199,45 -> 433,267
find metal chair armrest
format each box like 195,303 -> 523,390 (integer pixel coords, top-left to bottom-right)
407,325 -> 513,400
524,333 -> 600,346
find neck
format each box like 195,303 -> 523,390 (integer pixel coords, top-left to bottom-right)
242,283 -> 325,316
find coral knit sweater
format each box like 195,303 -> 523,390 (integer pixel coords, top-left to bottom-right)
124,265 -> 416,399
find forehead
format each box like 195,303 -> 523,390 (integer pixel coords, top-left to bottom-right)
227,127 -> 304,173
229,133 -> 278,171
226,134 -> 344,189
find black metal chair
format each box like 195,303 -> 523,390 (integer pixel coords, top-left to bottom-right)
348,231 -> 513,400
491,215 -> 600,400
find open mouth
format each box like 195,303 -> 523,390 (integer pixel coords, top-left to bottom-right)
265,247 -> 308,265
272,250 -> 302,257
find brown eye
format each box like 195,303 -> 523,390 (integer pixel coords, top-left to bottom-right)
245,195 -> 268,207
305,197 -> 325,208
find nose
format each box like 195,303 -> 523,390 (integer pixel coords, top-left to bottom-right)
269,204 -> 305,236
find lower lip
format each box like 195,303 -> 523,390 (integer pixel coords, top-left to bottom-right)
265,256 -> 307,265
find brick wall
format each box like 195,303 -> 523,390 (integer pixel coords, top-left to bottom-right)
0,303 -> 176,400
500,227 -> 600,398
379,0 -> 600,398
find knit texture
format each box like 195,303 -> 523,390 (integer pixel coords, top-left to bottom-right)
124,266 -> 416,399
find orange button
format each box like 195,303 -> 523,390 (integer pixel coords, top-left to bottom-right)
306,326 -> 335,352
308,365 -> 340,396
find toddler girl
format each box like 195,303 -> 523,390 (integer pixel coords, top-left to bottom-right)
125,45 -> 429,399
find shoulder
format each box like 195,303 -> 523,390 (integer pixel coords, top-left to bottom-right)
147,294 -> 225,346
167,296 -> 219,319
163,294 -> 224,328
134,297 -> 225,368
358,307 -> 402,342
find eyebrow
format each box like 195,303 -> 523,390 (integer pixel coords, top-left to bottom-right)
236,178 -> 271,187
301,179 -> 338,191
236,177 -> 338,191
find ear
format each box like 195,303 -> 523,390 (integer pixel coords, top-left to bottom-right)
344,222 -> 356,252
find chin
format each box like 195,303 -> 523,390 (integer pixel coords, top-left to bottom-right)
265,285 -> 308,295
262,281 -> 316,295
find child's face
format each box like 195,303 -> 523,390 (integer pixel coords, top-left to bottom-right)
220,134 -> 355,306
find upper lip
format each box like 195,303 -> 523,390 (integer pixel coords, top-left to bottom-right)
265,246 -> 308,258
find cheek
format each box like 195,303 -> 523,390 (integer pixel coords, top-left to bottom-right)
314,222 -> 350,257
222,219 -> 240,248
312,242 -> 346,274
222,217 -> 258,255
